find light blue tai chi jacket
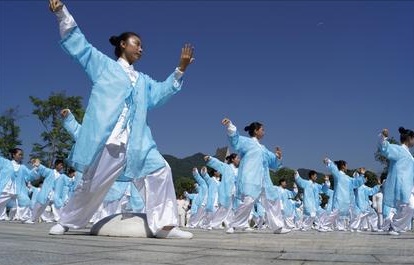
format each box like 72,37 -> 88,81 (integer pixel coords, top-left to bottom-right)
295,174 -> 324,216
227,125 -> 282,201
378,138 -> 414,207
0,156 -> 39,207
192,170 -> 208,209
60,26 -> 183,180
201,171 -> 220,213
206,157 -> 235,209
325,160 -> 365,216
355,184 -> 381,212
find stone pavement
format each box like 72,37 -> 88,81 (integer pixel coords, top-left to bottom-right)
0,221 -> 413,265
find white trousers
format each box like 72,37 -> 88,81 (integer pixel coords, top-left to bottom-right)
188,206 -> 206,228
60,143 -> 178,234
0,193 -> 16,219
230,193 -> 284,231
391,195 -> 414,232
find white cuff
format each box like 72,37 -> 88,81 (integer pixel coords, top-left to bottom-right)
227,122 -> 237,136
56,5 -> 77,38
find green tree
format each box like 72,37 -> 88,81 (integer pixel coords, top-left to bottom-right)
0,107 -> 22,157
30,92 -> 84,167
270,167 -> 296,188
174,176 -> 195,197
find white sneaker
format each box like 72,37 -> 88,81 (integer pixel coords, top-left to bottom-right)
23,220 -> 34,224
49,224 -> 69,235
274,227 -> 291,234
243,227 -> 254,232
226,227 -> 235,234
388,230 -> 399,236
155,227 -> 193,239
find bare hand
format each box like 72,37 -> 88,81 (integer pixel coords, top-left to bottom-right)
49,0 -> 63,12
275,147 -> 282,159
358,167 -> 366,175
204,155 -> 210,162
382,128 -> 389,138
200,166 -> 207,174
324,175 -> 330,181
60,108 -> 70,118
222,118 -> 231,127
178,43 -> 195,72
323,157 -> 329,165
31,158 -> 41,167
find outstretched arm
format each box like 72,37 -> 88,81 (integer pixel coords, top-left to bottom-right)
49,0 -> 77,38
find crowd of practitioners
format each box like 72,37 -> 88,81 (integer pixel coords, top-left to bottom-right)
177,122 -> 414,236
2,122 -> 412,237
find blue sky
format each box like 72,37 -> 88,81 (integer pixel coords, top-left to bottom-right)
1,1 -> 413,173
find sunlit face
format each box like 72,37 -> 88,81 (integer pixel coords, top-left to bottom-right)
12,150 -> 23,163
255,126 -> 265,140
232,155 -> 240,167
310,174 -> 318,182
55,162 -> 64,172
407,136 -> 414,148
121,36 -> 143,64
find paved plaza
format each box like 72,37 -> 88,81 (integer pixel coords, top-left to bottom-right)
0,222 -> 413,265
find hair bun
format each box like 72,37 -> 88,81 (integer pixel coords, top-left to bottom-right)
244,126 -> 250,132
398,127 -> 406,134
109,36 -> 119,46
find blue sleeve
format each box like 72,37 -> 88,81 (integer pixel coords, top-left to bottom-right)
326,160 -> 340,182
206,157 -> 227,175
367,185 -> 381,196
60,27 -> 108,83
379,140 -> 402,161
63,112 -> 82,140
193,171 -> 206,186
266,149 -> 282,170
146,73 -> 182,110
295,175 -> 308,189
352,175 -> 365,188
228,131 -> 248,153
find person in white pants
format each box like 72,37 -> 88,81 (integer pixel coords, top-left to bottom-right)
48,0 -> 194,239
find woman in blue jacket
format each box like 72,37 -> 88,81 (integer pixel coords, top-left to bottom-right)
48,0 -> 194,238
222,118 -> 289,234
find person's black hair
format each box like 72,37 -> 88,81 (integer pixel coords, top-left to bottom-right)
244,122 -> 263,137
334,160 -> 347,170
225,153 -> 238,164
54,159 -> 64,167
398,127 -> 414,143
109,32 -> 141,58
308,170 -> 317,178
9,148 -> 22,159
279,178 -> 286,185
67,168 -> 76,175
209,168 -> 219,177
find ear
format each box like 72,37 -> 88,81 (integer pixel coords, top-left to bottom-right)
120,40 -> 127,49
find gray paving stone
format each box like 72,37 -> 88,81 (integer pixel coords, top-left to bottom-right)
1,222 -> 413,265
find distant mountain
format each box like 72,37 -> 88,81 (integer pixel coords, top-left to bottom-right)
164,153 -> 206,180
297,168 -> 325,183
164,147 -> 229,180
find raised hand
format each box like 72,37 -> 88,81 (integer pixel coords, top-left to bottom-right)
49,0 -> 63,13
31,158 -> 41,167
381,128 -> 389,138
275,147 -> 282,159
222,118 -> 231,127
324,175 -> 330,182
358,167 -> 366,175
204,155 -> 210,162
323,157 -> 330,165
60,108 -> 70,118
178,43 -> 195,72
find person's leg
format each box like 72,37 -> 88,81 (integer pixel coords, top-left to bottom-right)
134,161 -> 192,239
226,196 -> 255,233
390,196 -> 414,234
0,193 -> 13,221
49,144 -> 126,234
